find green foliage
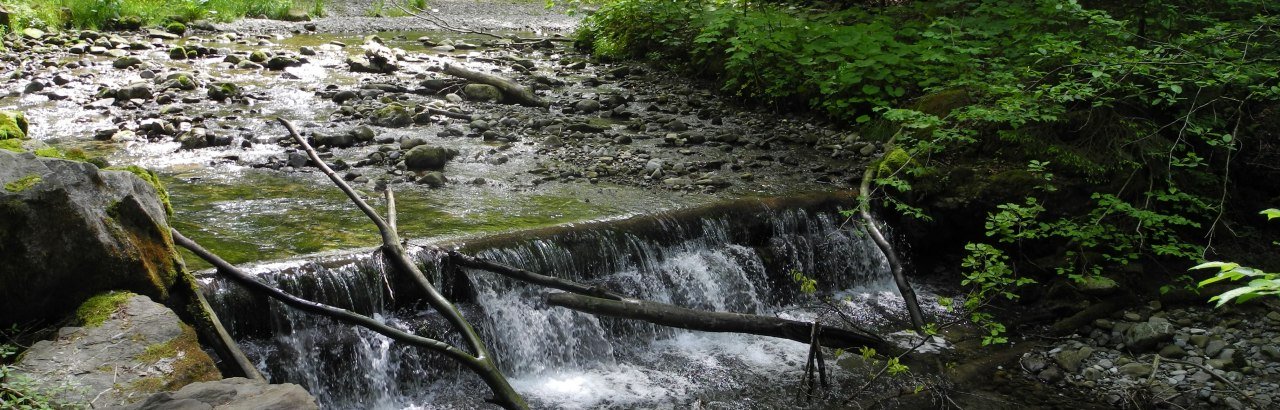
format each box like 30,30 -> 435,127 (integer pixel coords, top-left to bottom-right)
1195,209 -> 1280,306
959,243 -> 1033,345
789,269 -> 817,295
2,0 -> 295,31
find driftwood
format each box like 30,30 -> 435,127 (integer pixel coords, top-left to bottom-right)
443,63 -> 549,108
545,293 -> 901,354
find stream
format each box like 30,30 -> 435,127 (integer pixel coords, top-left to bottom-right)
2,19 -> 916,409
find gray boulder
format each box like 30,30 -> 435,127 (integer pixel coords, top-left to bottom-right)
0,151 -> 182,325
403,145 -> 459,171
463,84 -> 502,103
1121,317 -> 1175,351
11,294 -> 221,407
111,377 -> 318,410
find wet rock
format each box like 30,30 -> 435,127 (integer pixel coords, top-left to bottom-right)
169,46 -> 189,60
574,99 -> 602,113
1053,346 -> 1094,373
1121,317 -> 1174,352
371,104 -> 413,128
416,171 -> 447,188
249,50 -> 270,63
108,82 -> 154,101
147,28 -> 180,40
1205,338 -> 1227,357
0,152 -> 181,325
286,151 -> 310,168
332,90 -> 358,104
266,56 -> 302,70
207,82 -> 241,102
113,56 -> 143,69
350,125 -> 376,143
177,128 -> 229,150
445,93 -> 463,103
313,131 -> 355,148
115,377 -> 318,410
299,46 -> 317,56
12,294 -> 220,407
464,84 -> 502,103
1037,366 -> 1063,383
21,27 -> 45,40
403,145 -> 459,171
1159,344 -> 1188,359
23,80 -> 44,94
1022,355 -> 1048,373
400,137 -> 427,150
1118,362 -> 1153,378
158,73 -> 198,91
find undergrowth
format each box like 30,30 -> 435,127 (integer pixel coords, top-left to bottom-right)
579,0 -> 1280,341
2,0 -> 298,31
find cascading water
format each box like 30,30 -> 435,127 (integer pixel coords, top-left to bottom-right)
203,203 -> 928,409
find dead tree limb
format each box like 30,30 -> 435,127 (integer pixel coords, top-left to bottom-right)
277,118 -> 527,410
546,293 -> 901,354
858,142 -> 926,330
443,63 -> 549,108
449,251 -> 626,301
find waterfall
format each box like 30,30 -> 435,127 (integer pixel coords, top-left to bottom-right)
203,203 -> 908,409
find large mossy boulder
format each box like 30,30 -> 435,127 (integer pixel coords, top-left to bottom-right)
0,150 -> 182,326
0,110 -> 29,140
11,293 -> 221,407
403,145 -> 459,171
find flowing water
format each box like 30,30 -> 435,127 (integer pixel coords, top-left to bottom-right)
204,203 -> 944,409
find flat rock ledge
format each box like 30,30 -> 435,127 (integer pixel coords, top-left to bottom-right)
107,377 -> 318,410
11,294 -> 221,407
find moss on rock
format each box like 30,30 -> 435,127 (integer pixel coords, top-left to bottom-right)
4,174 -> 40,192
137,324 -> 220,390
76,291 -> 136,327
110,165 -> 173,217
0,110 -> 29,140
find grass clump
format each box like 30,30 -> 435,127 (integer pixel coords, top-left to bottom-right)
75,291 -> 135,327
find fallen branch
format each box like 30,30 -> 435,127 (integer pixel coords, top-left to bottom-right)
857,136 -> 926,330
278,118 -> 527,410
443,63 -> 549,108
546,293 -> 901,354
449,251 -> 626,301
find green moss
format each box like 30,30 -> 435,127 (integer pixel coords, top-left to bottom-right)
110,165 -> 173,217
0,139 -> 23,152
0,111 -> 28,140
876,146 -> 915,178
164,21 -> 186,35
4,174 -> 41,193
136,324 -> 220,390
75,291 -> 135,327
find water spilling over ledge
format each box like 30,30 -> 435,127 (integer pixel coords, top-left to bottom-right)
200,193 -> 943,408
